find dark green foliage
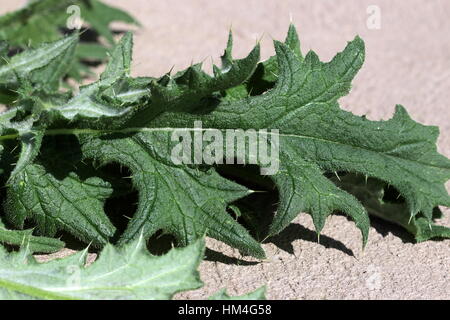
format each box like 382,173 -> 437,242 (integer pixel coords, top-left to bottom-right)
0,25 -> 449,260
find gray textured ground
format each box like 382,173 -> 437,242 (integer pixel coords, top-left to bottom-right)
2,0 -> 449,299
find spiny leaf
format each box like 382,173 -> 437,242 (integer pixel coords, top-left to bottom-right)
151,25 -> 450,246
81,132 -> 265,258
0,0 -> 138,80
9,129 -> 43,181
0,34 -> 78,87
334,173 -> 450,242
75,34 -> 265,258
0,218 -> 64,253
0,235 -> 204,300
42,32 -> 135,122
5,146 -> 116,246
223,24 -> 302,100
152,29 -> 370,244
128,36 -> 260,126
1,25 -> 449,260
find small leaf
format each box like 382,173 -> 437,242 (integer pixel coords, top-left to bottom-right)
0,35 -> 78,86
9,130 -> 43,180
5,163 -> 115,246
0,0 -> 138,80
81,0 -> 140,45
50,33 -> 134,121
0,218 -> 64,253
334,173 -> 450,242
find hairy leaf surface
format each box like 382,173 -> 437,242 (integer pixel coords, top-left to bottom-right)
81,131 -> 265,258
0,35 -> 78,87
0,26 -> 449,259
151,26 -> 450,245
0,0 -> 138,80
0,218 -> 64,253
333,173 -> 450,242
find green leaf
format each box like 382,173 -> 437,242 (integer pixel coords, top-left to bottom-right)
10,129 -> 43,179
0,0 -> 138,80
127,36 -> 260,126
0,235 -> 204,300
151,25 -> 450,247
43,32 -> 135,122
0,41 -> 8,61
81,0 -> 139,45
0,34 -> 78,87
333,173 -> 450,242
0,88 -> 16,105
30,40 -> 78,91
223,24 -> 302,100
5,160 -> 116,246
209,287 -> 266,300
252,23 -> 303,84
151,29 -> 371,245
1,110 -> 38,178
75,43 -> 109,61
0,218 -> 64,253
1,24 -> 449,261
76,34 -> 265,258
81,132 -> 265,258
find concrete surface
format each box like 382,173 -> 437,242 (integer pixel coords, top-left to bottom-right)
1,0 -> 449,299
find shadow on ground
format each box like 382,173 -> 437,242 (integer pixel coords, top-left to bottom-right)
266,223 -> 355,256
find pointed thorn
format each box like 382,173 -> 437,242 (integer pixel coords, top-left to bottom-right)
334,171 -> 341,181
257,32 -> 265,45
269,70 -> 279,78
408,213 -> 414,224
228,23 -> 233,34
